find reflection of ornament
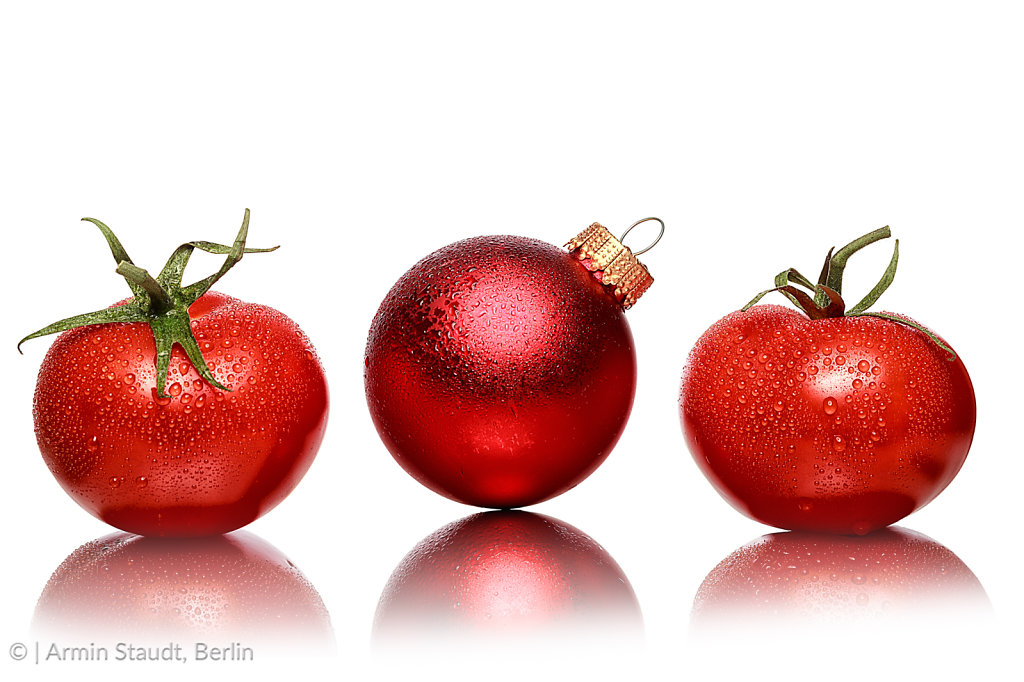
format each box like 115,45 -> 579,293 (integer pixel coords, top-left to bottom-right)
374,511 -> 642,640
692,527 -> 989,630
34,532 -> 334,651
365,220 -> 661,508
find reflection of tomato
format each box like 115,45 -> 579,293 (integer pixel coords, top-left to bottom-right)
692,527 -> 989,628
23,214 -> 329,536
34,531 -> 333,650
374,511 -> 642,640
680,229 -> 975,534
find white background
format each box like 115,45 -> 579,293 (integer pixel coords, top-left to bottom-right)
2,2 -> 1021,680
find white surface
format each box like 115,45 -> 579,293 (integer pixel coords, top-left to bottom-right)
1,2 -> 1021,680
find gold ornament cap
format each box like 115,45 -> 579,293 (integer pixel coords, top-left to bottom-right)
565,219 -> 660,309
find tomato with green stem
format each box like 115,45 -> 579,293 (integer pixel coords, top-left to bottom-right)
679,227 -> 975,535
20,210 -> 329,537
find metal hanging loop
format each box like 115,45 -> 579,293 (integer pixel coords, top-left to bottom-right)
619,217 -> 665,256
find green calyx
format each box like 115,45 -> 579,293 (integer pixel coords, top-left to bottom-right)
18,209 -> 278,396
742,226 -> 956,360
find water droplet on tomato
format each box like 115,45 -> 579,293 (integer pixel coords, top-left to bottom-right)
832,435 -> 846,452
823,397 -> 838,415
169,383 -> 182,397
857,360 -> 871,372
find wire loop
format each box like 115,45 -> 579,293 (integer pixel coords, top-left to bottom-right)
619,217 -> 665,256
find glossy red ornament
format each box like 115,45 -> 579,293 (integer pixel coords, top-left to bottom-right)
365,225 -> 654,508
373,511 -> 642,639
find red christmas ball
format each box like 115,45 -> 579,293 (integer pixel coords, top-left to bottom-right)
365,224 -> 654,508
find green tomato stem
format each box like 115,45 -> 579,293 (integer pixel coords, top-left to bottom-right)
742,226 -> 957,361
19,209 -> 277,396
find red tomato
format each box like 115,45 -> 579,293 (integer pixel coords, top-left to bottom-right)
24,212 -> 329,536
33,291 -> 328,536
680,229 -> 975,534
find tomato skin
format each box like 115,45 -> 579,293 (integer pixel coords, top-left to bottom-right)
33,291 -> 329,537
680,304 -> 975,534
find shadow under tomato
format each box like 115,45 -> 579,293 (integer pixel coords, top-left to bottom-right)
373,510 -> 643,648
691,526 -> 990,634
33,531 -> 334,655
